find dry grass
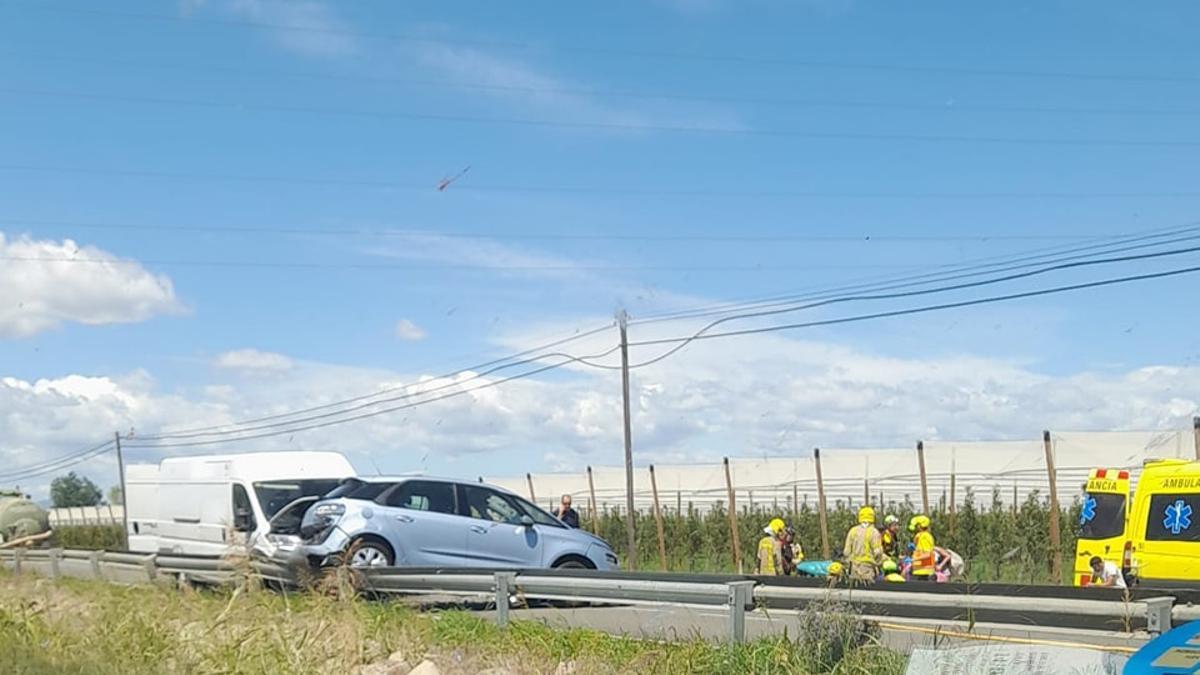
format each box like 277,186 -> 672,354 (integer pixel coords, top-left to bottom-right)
0,571 -> 905,674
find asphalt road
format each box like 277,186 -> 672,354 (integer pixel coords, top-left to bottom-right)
488,604 -> 1150,655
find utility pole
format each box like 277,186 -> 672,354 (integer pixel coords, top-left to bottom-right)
618,311 -> 637,569
113,431 -> 129,549
1043,430 -> 1062,584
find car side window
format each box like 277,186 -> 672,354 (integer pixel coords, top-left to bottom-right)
511,495 -> 564,528
461,485 -> 523,524
384,481 -> 457,515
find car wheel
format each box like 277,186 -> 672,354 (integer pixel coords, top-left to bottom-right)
552,556 -> 594,570
346,539 -> 393,568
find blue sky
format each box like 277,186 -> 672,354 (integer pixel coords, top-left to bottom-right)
2,0 -> 1200,495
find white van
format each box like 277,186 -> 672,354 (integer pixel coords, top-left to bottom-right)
126,451 -> 355,557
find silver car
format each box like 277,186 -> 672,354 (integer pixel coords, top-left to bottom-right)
294,476 -> 619,570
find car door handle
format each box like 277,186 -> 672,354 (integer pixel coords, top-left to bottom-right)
470,525 -> 488,534
395,514 -> 414,523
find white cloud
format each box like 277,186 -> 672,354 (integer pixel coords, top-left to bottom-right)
187,0 -> 357,58
413,44 -> 652,127
0,233 -> 182,338
5,330 -> 1199,500
363,232 -> 590,281
213,349 -> 295,374
394,319 -> 427,342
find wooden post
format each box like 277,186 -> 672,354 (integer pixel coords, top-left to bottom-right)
792,483 -> 799,519
814,448 -> 831,559
676,490 -> 681,516
1043,430 -> 1062,585
526,473 -> 536,503
586,466 -> 598,530
723,457 -> 742,573
863,456 -> 870,505
1193,416 -> 1200,461
916,440 -> 930,515
649,465 -> 668,570
949,450 -> 958,539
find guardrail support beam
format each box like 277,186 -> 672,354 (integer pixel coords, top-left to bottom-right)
1146,597 -> 1174,635
495,572 -> 516,627
13,548 -> 23,575
144,554 -> 158,582
727,581 -> 756,643
49,548 -> 62,579
88,551 -> 102,580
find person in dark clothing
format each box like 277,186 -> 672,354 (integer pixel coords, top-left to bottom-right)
554,494 -> 580,528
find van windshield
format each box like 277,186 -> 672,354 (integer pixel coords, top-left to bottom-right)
323,478 -> 394,502
1079,492 -> 1126,540
254,480 -> 345,518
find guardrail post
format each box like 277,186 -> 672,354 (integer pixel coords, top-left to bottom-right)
1146,597 -> 1174,635
726,581 -> 756,643
143,554 -> 158,583
89,551 -> 103,580
494,572 -> 516,627
49,548 -> 62,579
13,548 -> 23,575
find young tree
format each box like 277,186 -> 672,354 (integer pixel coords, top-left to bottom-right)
50,472 -> 103,508
107,485 -> 124,505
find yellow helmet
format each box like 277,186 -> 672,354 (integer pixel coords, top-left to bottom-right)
908,515 -> 931,532
768,518 -> 786,534
857,506 -> 876,524
828,561 -> 844,577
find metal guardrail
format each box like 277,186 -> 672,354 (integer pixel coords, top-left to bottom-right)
0,548 -> 1186,643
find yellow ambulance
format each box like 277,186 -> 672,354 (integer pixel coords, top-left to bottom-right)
1076,459 -> 1200,587
1073,468 -> 1131,586
1125,458 -> 1200,587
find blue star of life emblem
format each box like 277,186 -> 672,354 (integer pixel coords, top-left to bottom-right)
1080,496 -> 1097,525
1163,499 -> 1193,536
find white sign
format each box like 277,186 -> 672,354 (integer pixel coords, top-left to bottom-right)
905,645 -> 1127,675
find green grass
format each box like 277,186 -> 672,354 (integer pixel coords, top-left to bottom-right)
0,571 -> 906,674
52,524 -> 125,551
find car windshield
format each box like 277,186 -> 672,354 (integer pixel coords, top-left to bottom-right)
1079,492 -> 1126,540
253,479 -> 345,519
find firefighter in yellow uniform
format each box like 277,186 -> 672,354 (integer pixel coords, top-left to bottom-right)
756,518 -> 785,575
909,514 -> 936,581
843,506 -> 884,583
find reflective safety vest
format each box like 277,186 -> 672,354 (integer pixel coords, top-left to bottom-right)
881,529 -> 898,558
912,531 -> 936,576
844,524 -> 882,564
757,536 -> 779,575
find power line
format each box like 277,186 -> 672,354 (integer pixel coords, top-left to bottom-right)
0,440 -> 114,483
136,346 -> 623,443
18,4 -> 1200,85
150,324 -> 618,438
6,52 -> 1200,119
629,223 -> 1200,325
3,163 -> 1198,200
0,216 -> 1112,243
622,241 -> 1200,367
126,262 -> 1200,449
126,356 -> 591,449
628,264 -> 1200,349
127,224 -> 1200,441
6,87 -> 1200,147
0,254 -> 949,273
133,239 -> 1200,445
